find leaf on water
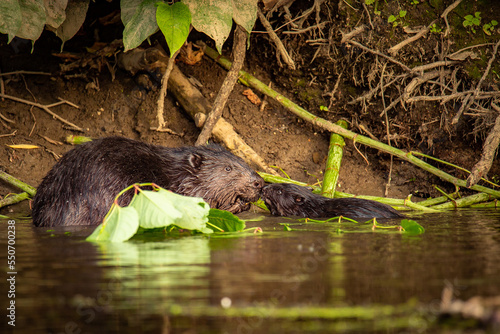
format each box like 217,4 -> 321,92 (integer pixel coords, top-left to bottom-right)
131,188 -> 210,232
86,204 -> 139,243
207,208 -> 246,232
400,219 -> 425,235
156,1 -> 191,56
122,0 -> 158,51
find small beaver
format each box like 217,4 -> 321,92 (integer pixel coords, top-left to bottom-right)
32,137 -> 265,227
261,183 -> 404,219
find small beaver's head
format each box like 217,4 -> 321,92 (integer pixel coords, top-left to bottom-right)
172,145 -> 264,213
261,183 -> 322,217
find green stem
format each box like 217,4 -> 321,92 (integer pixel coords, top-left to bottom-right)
204,46 -> 500,199
0,192 -> 30,209
430,192 -> 493,210
0,170 -> 36,197
322,120 -> 348,198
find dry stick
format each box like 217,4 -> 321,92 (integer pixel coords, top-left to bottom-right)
155,48 -> 181,132
452,39 -> 500,125
0,71 -> 52,77
204,45 -> 500,199
388,19 -> 438,55
441,0 -> 463,37
407,90 -> 500,103
411,61 -> 458,74
257,8 -> 296,70
466,103 -> 500,187
0,93 -> 83,131
344,40 -> 411,72
195,25 -> 247,146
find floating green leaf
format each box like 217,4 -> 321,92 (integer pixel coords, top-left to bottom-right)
400,219 -> 425,235
156,1 -> 191,56
15,0 -> 47,41
86,204 -> 139,243
207,208 -> 246,232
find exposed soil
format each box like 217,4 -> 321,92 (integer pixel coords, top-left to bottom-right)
1,0 -> 499,216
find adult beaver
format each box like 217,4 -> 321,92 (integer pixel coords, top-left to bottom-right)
261,183 -> 404,219
32,137 -> 265,227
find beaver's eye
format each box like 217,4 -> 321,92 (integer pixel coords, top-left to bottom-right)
225,166 -> 232,172
295,196 -> 304,203
277,190 -> 282,195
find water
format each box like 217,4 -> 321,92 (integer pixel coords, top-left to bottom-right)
1,210 -> 500,333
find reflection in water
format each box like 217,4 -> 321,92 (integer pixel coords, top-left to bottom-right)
1,210 -> 500,333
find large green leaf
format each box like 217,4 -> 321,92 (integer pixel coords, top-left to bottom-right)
52,0 -> 89,47
400,219 -> 425,235
44,0 -> 68,28
156,1 -> 191,56
122,0 -> 158,51
130,189 -> 183,228
0,0 -> 22,42
184,0 -> 232,53
207,208 -> 246,232
232,0 -> 258,34
86,204 -> 140,243
132,188 -> 211,232
16,0 -> 46,41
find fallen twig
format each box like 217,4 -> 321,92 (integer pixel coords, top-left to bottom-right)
344,40 -> 411,72
0,93 -> 83,131
388,19 -> 438,56
0,192 -> 30,209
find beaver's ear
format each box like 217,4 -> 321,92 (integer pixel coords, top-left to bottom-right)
294,195 -> 305,204
188,152 -> 204,169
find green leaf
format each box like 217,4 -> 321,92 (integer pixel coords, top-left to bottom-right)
86,204 -> 140,243
156,1 -> 191,56
232,0 -> 258,34
0,0 -> 22,42
15,0 -> 46,41
207,208 -> 246,232
122,0 -> 159,51
132,188 -> 210,232
184,0 -> 232,53
399,10 -> 407,18
388,15 -> 397,23
492,20 -> 498,26
400,219 -> 425,235
44,0 -> 68,28
51,0 -> 90,48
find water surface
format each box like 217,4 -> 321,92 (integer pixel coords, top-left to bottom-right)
1,210 -> 500,333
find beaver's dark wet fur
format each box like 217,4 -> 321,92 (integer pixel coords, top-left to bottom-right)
262,183 -> 404,219
32,137 -> 264,227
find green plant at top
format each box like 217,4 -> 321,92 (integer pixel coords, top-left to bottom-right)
409,0 -> 419,5
463,12 -> 481,34
388,10 -> 407,27
483,20 -> 498,36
